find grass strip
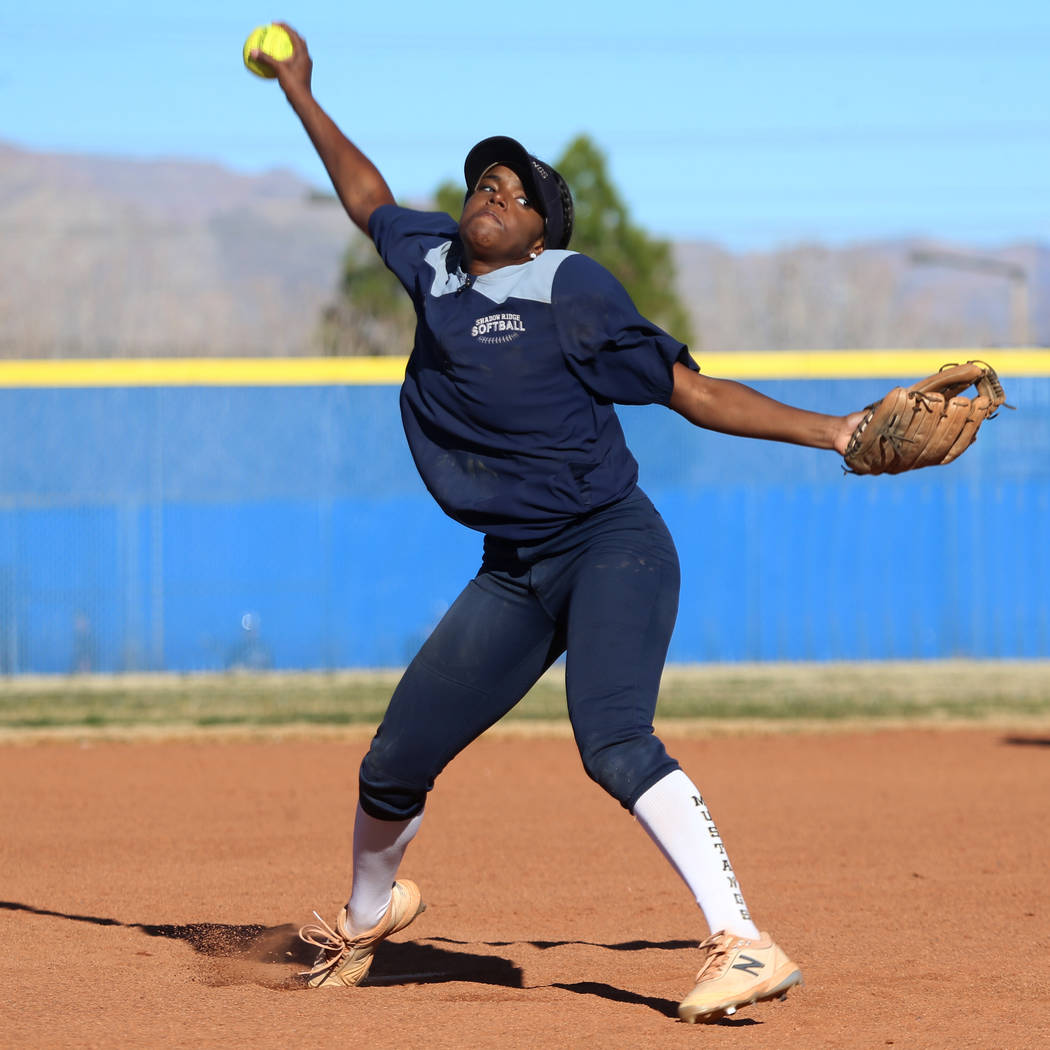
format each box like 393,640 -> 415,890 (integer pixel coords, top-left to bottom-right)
1,661 -> 1048,734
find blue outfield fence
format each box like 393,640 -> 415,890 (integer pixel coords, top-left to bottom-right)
0,352 -> 1047,673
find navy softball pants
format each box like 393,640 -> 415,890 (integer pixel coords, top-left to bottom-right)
358,489 -> 682,820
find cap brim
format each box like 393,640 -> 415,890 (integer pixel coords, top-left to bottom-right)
463,136 -> 548,219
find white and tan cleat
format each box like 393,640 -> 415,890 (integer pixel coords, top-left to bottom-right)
678,930 -> 802,1024
298,879 -> 426,988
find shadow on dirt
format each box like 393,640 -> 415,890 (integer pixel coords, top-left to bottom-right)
550,981 -> 764,1025
0,898 -> 308,962
367,940 -> 522,987
428,934 -> 698,952
1001,736 -> 1050,748
551,980 -> 680,1018
0,899 -> 522,988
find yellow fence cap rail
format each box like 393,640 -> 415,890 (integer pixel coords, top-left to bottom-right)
0,350 -> 1045,388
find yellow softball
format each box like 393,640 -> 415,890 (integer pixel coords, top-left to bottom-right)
242,24 -> 293,79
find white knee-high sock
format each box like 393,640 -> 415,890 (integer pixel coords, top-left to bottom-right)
633,769 -> 761,940
346,803 -> 423,934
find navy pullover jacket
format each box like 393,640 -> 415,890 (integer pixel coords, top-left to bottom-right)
370,204 -> 698,542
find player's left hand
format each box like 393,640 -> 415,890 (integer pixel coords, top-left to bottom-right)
842,360 -> 1009,475
833,410 -> 867,456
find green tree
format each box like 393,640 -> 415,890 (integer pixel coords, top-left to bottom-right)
317,135 -> 694,354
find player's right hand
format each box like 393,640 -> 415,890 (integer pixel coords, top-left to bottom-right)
257,22 -> 313,96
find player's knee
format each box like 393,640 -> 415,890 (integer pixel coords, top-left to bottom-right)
358,748 -> 428,821
578,733 -> 677,811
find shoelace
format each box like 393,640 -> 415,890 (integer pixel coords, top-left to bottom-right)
693,932 -> 746,982
298,911 -> 348,956
296,911 -> 353,979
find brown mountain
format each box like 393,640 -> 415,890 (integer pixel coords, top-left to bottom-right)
1,141 -> 1044,357
0,142 -> 348,357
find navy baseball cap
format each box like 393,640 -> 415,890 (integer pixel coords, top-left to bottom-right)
463,136 -> 574,250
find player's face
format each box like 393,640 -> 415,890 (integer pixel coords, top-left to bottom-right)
459,165 -> 546,272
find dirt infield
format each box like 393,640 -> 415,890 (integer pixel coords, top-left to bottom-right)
2,727 -> 1049,1049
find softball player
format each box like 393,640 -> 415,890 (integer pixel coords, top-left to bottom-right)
255,26 -> 864,1023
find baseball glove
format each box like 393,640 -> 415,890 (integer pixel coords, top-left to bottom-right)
843,360 -> 1009,476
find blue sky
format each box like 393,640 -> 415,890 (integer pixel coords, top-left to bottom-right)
5,1 -> 1048,249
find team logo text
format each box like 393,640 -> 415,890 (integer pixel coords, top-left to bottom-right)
471,312 -> 526,344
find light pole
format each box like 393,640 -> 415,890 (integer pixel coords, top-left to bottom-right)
909,248 -> 1030,347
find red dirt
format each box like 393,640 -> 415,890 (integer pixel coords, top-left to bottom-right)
2,727 -> 1048,1049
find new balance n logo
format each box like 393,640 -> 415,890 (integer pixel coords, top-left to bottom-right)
732,954 -> 765,977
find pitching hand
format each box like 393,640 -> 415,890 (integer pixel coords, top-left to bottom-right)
252,23 -> 313,97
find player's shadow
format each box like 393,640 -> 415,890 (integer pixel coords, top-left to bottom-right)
550,981 -> 761,1025
1002,735 -> 1050,748
4,901 -> 761,1019
430,935 -> 698,952
550,980 -> 680,1018
431,935 -> 715,1020
0,900 -> 522,989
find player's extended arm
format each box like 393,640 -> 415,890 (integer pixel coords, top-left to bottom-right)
669,362 -> 861,455
256,24 -> 395,234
